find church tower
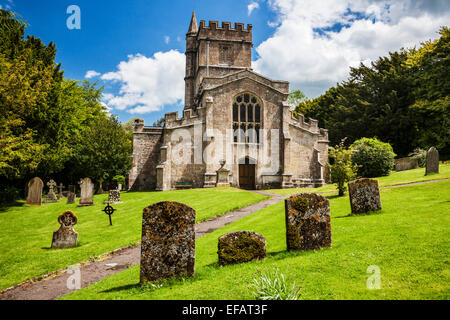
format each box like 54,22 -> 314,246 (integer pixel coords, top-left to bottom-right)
184,12 -> 253,110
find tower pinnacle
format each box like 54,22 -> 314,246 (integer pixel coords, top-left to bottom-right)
187,11 -> 198,34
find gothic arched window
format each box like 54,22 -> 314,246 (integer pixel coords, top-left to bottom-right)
233,93 -> 261,143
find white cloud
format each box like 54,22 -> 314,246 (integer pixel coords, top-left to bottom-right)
248,1 -> 260,16
85,70 -> 101,79
164,36 -> 170,44
253,0 -> 450,97
100,50 -> 185,114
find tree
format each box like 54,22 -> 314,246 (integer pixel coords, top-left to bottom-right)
351,138 -> 396,178
288,89 -> 307,110
63,115 -> 132,186
329,139 -> 357,196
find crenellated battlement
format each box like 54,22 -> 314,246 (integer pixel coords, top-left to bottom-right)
197,20 -> 252,42
164,107 -> 206,129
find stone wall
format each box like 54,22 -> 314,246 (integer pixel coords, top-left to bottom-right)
129,121 -> 163,191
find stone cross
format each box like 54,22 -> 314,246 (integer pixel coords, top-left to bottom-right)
57,183 -> 65,200
51,210 -> 79,249
348,178 -> 382,214
425,147 -> 439,175
26,177 -> 44,206
78,177 -> 94,207
140,201 -> 196,283
45,179 -> 58,203
285,193 -> 332,251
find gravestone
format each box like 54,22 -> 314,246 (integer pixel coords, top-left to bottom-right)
78,178 -> 94,207
108,189 -> 121,204
26,177 -> 44,206
425,147 -> 439,175
285,193 -> 332,251
51,210 -> 78,249
348,178 -> 382,214
57,183 -> 65,200
67,185 -> 76,204
140,201 -> 196,282
216,160 -> 230,187
45,180 -> 58,203
218,231 -> 266,266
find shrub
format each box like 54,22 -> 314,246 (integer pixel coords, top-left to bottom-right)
112,175 -> 125,188
408,148 -> 427,167
329,139 -> 357,196
249,268 -> 302,300
351,138 -> 396,178
0,185 -> 21,204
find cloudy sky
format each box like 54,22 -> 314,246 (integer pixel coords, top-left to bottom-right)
3,0 -> 449,125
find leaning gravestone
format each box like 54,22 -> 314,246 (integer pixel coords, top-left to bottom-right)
218,231 -> 266,266
425,147 -> 439,175
67,185 -> 76,204
348,178 -> 382,214
140,201 -> 196,282
285,193 -> 332,251
51,210 -> 78,249
78,178 -> 94,207
45,179 -> 58,203
26,177 -> 44,206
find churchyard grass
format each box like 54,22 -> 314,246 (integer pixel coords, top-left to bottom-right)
0,187 -> 267,290
62,181 -> 450,300
267,163 -> 450,196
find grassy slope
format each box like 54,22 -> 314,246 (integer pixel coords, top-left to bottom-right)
0,187 -> 267,290
267,163 -> 450,196
63,181 -> 450,300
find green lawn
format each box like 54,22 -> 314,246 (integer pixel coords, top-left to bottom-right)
267,163 -> 450,196
62,181 -> 450,300
0,187 -> 267,290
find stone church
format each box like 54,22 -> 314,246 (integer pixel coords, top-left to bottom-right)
129,13 -> 329,191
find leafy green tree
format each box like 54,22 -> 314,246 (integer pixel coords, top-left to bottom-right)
351,138 -> 396,178
329,139 -> 357,196
288,89 -> 307,110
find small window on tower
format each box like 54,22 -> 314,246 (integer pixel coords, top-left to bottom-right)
219,45 -> 233,65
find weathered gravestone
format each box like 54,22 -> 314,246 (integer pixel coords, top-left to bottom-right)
45,179 -> 58,203
425,147 -> 439,175
26,177 -> 44,206
78,178 -> 94,207
218,231 -> 266,266
66,185 -> 76,204
348,178 -> 382,214
285,193 -> 332,251
140,201 -> 196,282
51,210 -> 78,249
108,189 -> 120,204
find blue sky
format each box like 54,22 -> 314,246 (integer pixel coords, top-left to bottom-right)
2,0 -> 449,126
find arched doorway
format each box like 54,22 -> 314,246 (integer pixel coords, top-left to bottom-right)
239,157 -> 256,190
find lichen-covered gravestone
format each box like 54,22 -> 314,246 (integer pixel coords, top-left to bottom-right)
108,190 -> 120,204
78,178 -> 94,206
67,185 -> 76,204
26,177 -> 44,206
218,231 -> 266,266
348,178 -> 382,214
425,147 -> 439,175
140,201 -> 196,282
51,210 -> 78,249
285,193 -> 332,251
45,179 -> 58,203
